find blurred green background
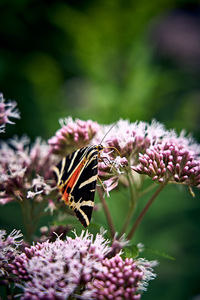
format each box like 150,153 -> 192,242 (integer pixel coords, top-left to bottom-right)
0,0 -> 200,299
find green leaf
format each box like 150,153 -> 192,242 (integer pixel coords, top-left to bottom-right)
122,244 -> 139,259
144,246 -> 175,261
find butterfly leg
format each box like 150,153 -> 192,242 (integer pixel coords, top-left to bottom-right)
97,175 -> 108,194
99,156 -> 117,173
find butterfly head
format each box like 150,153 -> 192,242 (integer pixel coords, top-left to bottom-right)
96,144 -> 104,152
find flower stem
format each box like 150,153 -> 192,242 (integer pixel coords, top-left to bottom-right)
118,201 -> 135,238
127,181 -> 168,240
20,199 -> 34,241
19,197 -> 40,242
119,171 -> 137,238
126,170 -> 137,205
97,186 -> 115,238
138,182 -> 157,198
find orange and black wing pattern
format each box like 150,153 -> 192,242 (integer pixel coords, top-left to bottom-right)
53,146 -> 99,227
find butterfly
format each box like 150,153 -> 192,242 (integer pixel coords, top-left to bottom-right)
53,145 -> 104,227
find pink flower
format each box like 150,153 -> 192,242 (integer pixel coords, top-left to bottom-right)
48,117 -> 100,155
94,119 -> 167,162
93,119 -> 169,193
10,230 -> 111,299
99,155 -> 129,194
83,255 -> 157,300
133,132 -> 200,187
0,136 -> 57,205
0,229 -> 22,276
0,93 -> 20,132
48,117 -> 200,193
9,229 -> 157,300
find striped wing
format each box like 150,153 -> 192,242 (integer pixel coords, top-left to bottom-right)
53,146 -> 99,227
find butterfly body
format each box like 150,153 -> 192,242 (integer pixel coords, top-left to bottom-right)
53,145 -> 103,227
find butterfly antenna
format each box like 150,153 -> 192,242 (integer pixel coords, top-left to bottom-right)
100,123 -> 116,145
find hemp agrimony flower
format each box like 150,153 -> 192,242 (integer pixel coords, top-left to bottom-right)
133,132 -> 200,187
9,230 -> 157,300
10,230 -> 111,299
89,119 -> 169,193
83,254 -> 157,300
93,119 -> 167,162
0,136 -> 59,239
1,110 -> 198,300
0,93 -> 20,132
0,136 -> 56,205
47,117 -> 200,239
48,117 -> 100,155
0,229 -> 22,276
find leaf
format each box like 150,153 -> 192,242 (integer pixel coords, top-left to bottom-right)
144,246 -> 175,261
122,244 -> 139,259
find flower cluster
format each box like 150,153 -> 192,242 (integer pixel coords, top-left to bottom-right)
133,132 -> 200,187
10,230 -> 110,299
9,230 -> 157,300
93,119 -> 200,190
0,93 -> 20,133
93,119 -> 167,162
84,255 -> 157,300
1,114 -> 198,299
0,136 -> 57,205
48,117 -> 100,156
0,229 -> 22,276
48,118 -> 200,193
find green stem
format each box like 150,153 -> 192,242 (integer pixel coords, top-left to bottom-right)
127,181 -> 168,240
119,171 -> 137,237
20,199 -> 33,241
138,182 -> 157,198
19,196 -> 39,242
97,186 -> 115,238
126,170 -> 137,204
119,201 -> 135,238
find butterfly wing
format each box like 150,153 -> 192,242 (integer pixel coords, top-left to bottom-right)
54,146 -> 99,227
70,152 -> 98,227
